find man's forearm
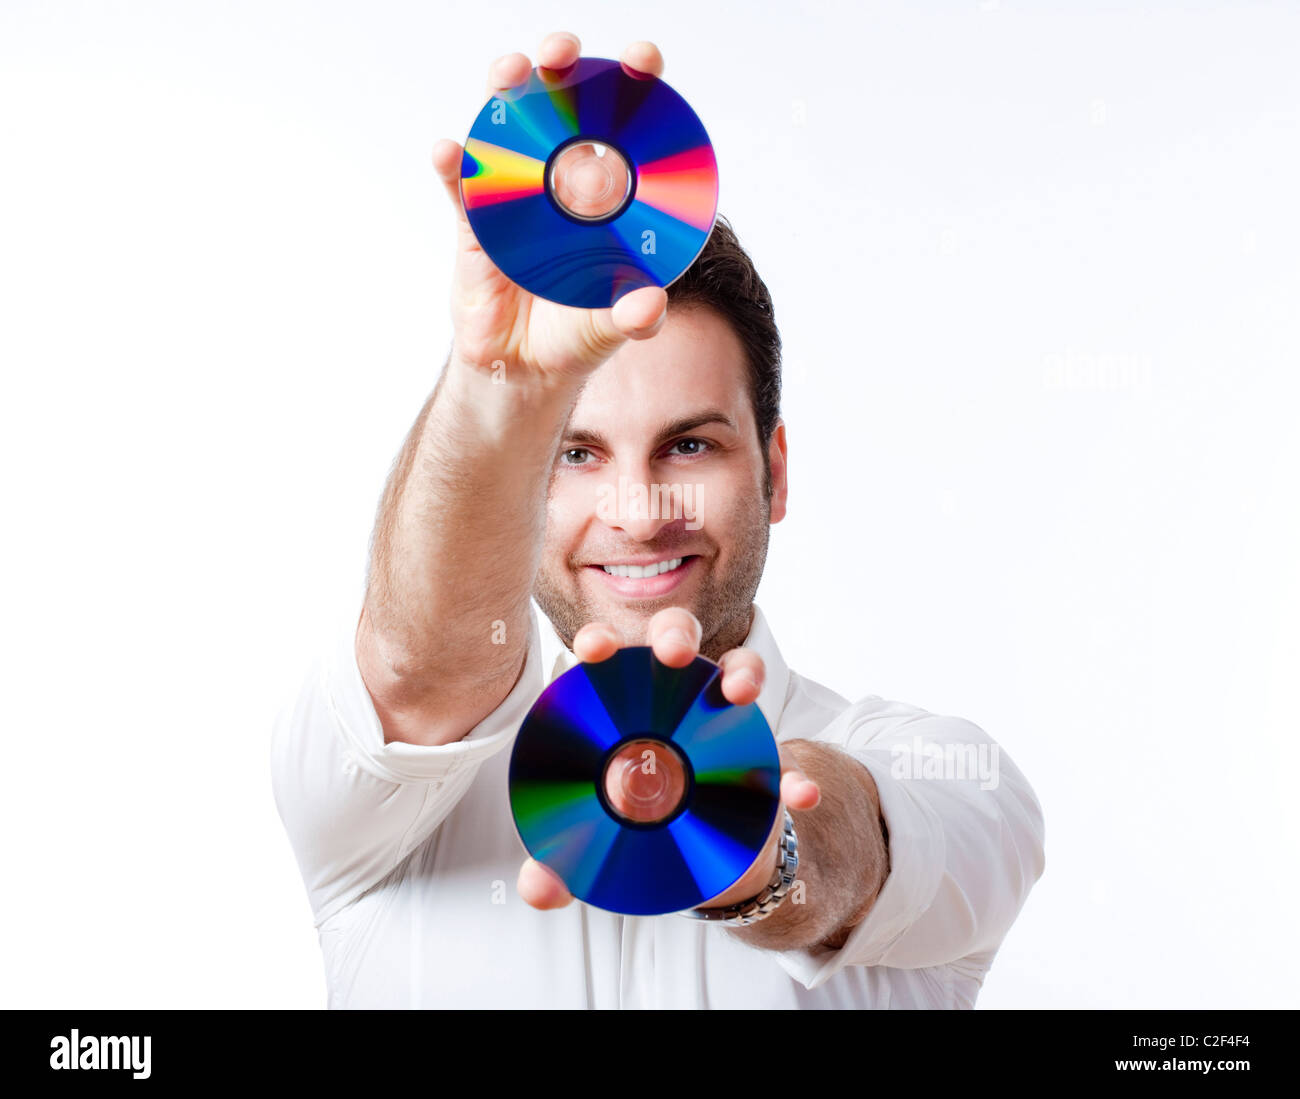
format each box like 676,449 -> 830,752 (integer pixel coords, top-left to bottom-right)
359,349 -> 582,741
729,739 -> 890,952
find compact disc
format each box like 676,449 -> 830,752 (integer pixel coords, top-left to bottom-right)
508,646 -> 781,917
460,56 -> 719,308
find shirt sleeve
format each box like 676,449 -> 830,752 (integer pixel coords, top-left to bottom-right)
269,604 -> 544,928
770,700 -> 1046,990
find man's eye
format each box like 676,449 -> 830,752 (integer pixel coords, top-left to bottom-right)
668,438 -> 710,456
561,447 -> 591,465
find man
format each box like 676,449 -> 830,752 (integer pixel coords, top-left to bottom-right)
271,31 -> 1045,1009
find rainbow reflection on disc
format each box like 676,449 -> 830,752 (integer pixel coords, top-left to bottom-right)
508,646 -> 780,917
460,57 -> 719,308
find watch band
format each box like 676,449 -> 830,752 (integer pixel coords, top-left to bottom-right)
679,809 -> 799,926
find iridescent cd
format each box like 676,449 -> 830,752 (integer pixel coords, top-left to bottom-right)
460,56 -> 719,308
508,646 -> 781,917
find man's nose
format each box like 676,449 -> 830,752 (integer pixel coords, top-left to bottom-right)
598,464 -> 679,542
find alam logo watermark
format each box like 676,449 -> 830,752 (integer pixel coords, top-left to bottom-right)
1042,348 -> 1153,394
891,736 -> 1000,791
50,1030 -> 151,1080
595,475 -> 704,531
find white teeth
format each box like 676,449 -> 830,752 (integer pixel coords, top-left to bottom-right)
602,557 -> 684,579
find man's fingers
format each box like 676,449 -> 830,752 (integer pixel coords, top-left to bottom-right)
647,607 -> 702,668
620,40 -> 664,79
517,858 -> 573,910
485,50 -> 532,99
781,767 -> 821,811
718,648 -> 765,705
456,39 -> 570,227
432,138 -> 473,230
485,36 -> 656,99
573,621 -> 621,663
537,31 -> 582,75
566,286 -> 667,368
484,32 -> 581,102
609,286 -> 668,340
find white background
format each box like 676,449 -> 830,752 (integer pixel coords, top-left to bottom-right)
2,0 -> 1296,1009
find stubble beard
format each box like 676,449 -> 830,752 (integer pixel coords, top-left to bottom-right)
533,497 -> 772,663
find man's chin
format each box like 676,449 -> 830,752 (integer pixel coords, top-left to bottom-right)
535,562 -> 719,651
588,599 -> 684,647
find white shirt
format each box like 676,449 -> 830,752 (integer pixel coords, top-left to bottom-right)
271,600 -> 1045,1009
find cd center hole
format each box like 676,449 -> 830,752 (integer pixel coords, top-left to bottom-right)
603,739 -> 687,824
549,141 -> 630,220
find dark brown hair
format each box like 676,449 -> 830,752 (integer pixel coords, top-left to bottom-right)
666,214 -> 781,496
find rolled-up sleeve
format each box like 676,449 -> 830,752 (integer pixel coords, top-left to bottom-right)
772,701 -> 1046,989
270,605 -> 543,927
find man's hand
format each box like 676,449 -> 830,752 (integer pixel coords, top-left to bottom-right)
432,31 -> 670,386
516,607 -> 821,911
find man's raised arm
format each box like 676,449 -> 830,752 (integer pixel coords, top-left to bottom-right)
354,33 -> 670,747
356,354 -> 579,747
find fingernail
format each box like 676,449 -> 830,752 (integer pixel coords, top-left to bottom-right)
663,627 -> 691,648
734,668 -> 761,690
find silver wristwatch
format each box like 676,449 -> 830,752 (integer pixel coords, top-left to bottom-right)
679,809 -> 799,926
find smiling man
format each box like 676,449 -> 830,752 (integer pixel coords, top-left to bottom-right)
270,31 -> 1045,1009
534,304 -> 773,667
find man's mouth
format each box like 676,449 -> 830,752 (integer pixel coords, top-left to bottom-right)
599,556 -> 690,579
584,554 -> 701,597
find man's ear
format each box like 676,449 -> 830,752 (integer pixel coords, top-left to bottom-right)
768,419 -> 788,524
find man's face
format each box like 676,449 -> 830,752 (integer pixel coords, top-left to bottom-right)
533,304 -> 788,662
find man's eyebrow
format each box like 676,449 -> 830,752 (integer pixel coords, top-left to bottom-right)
563,410 -> 739,450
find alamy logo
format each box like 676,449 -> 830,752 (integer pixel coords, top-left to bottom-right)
595,475 -> 703,531
891,735 -> 1000,790
49,1029 -> 151,1079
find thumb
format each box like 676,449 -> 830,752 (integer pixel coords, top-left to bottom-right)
578,286 -> 668,360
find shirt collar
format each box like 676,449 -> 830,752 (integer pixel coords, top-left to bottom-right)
538,602 -> 792,734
